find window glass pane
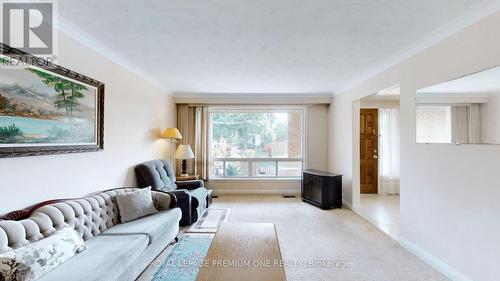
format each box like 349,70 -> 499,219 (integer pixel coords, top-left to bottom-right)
210,111 -> 302,158
278,161 -> 302,177
209,110 -> 303,178
253,162 -> 276,177
211,161 -> 224,178
224,161 -> 249,177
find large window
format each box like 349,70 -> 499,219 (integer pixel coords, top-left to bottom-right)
209,109 -> 303,179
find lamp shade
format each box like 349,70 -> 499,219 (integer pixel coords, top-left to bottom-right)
161,128 -> 182,139
175,144 -> 195,159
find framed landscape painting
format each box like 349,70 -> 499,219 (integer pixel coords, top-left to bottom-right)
0,43 -> 104,158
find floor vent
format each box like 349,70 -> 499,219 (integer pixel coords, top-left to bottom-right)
283,195 -> 297,198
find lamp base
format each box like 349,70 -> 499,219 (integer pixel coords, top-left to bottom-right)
181,159 -> 188,175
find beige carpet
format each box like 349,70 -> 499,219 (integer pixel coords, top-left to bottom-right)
139,195 -> 447,281
211,195 -> 447,281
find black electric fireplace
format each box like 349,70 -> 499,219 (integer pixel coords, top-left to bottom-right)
302,169 -> 342,209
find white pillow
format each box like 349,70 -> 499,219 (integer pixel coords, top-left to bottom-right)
115,187 -> 158,223
0,227 -> 85,281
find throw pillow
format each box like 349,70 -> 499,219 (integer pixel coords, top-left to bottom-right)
115,187 -> 158,223
0,227 -> 85,281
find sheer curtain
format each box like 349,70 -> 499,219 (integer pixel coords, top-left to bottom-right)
451,106 -> 469,144
467,104 -> 481,143
379,108 -> 400,195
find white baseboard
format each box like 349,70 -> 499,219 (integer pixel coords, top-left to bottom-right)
399,237 -> 472,281
342,199 -> 353,210
213,189 -> 300,196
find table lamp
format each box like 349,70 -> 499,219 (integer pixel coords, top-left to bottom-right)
175,144 -> 195,176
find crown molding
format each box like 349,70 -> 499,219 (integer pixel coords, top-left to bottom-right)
334,1 -> 500,96
56,16 -> 169,93
173,92 -> 333,104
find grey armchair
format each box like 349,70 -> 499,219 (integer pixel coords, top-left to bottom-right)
135,159 -> 213,226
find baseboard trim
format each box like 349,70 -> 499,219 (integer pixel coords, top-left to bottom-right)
342,199 -> 353,210
213,189 -> 300,196
399,237 -> 472,281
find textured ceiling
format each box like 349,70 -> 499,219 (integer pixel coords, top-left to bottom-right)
58,0 -> 495,95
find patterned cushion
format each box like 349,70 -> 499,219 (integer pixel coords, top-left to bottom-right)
0,227 -> 84,281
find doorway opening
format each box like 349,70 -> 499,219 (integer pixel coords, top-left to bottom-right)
356,86 -> 401,240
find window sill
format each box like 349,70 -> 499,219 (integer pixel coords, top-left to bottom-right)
209,178 -> 301,182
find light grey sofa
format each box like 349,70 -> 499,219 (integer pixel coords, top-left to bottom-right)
0,188 -> 181,281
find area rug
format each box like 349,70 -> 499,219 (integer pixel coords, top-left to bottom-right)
151,234 -> 214,281
186,208 -> 230,233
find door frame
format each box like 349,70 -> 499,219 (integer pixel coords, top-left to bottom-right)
352,86 -> 400,209
353,102 -> 382,208
352,102 -> 379,210
352,100 -> 361,209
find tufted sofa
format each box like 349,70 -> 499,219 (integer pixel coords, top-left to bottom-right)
0,188 -> 181,281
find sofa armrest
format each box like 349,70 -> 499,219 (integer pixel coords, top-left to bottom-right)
176,180 -> 204,190
151,191 -> 176,210
170,190 -> 200,209
169,189 -> 200,226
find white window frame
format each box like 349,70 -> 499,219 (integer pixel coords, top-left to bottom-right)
208,106 -> 306,180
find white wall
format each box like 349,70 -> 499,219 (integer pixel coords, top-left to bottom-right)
306,104 -> 329,170
208,104 -> 329,195
328,11 -> 500,281
0,31 -> 176,214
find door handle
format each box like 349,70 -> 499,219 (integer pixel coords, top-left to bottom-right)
373,155 -> 378,159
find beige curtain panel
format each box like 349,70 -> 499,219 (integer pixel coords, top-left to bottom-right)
177,104 -> 210,180
451,104 -> 481,144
